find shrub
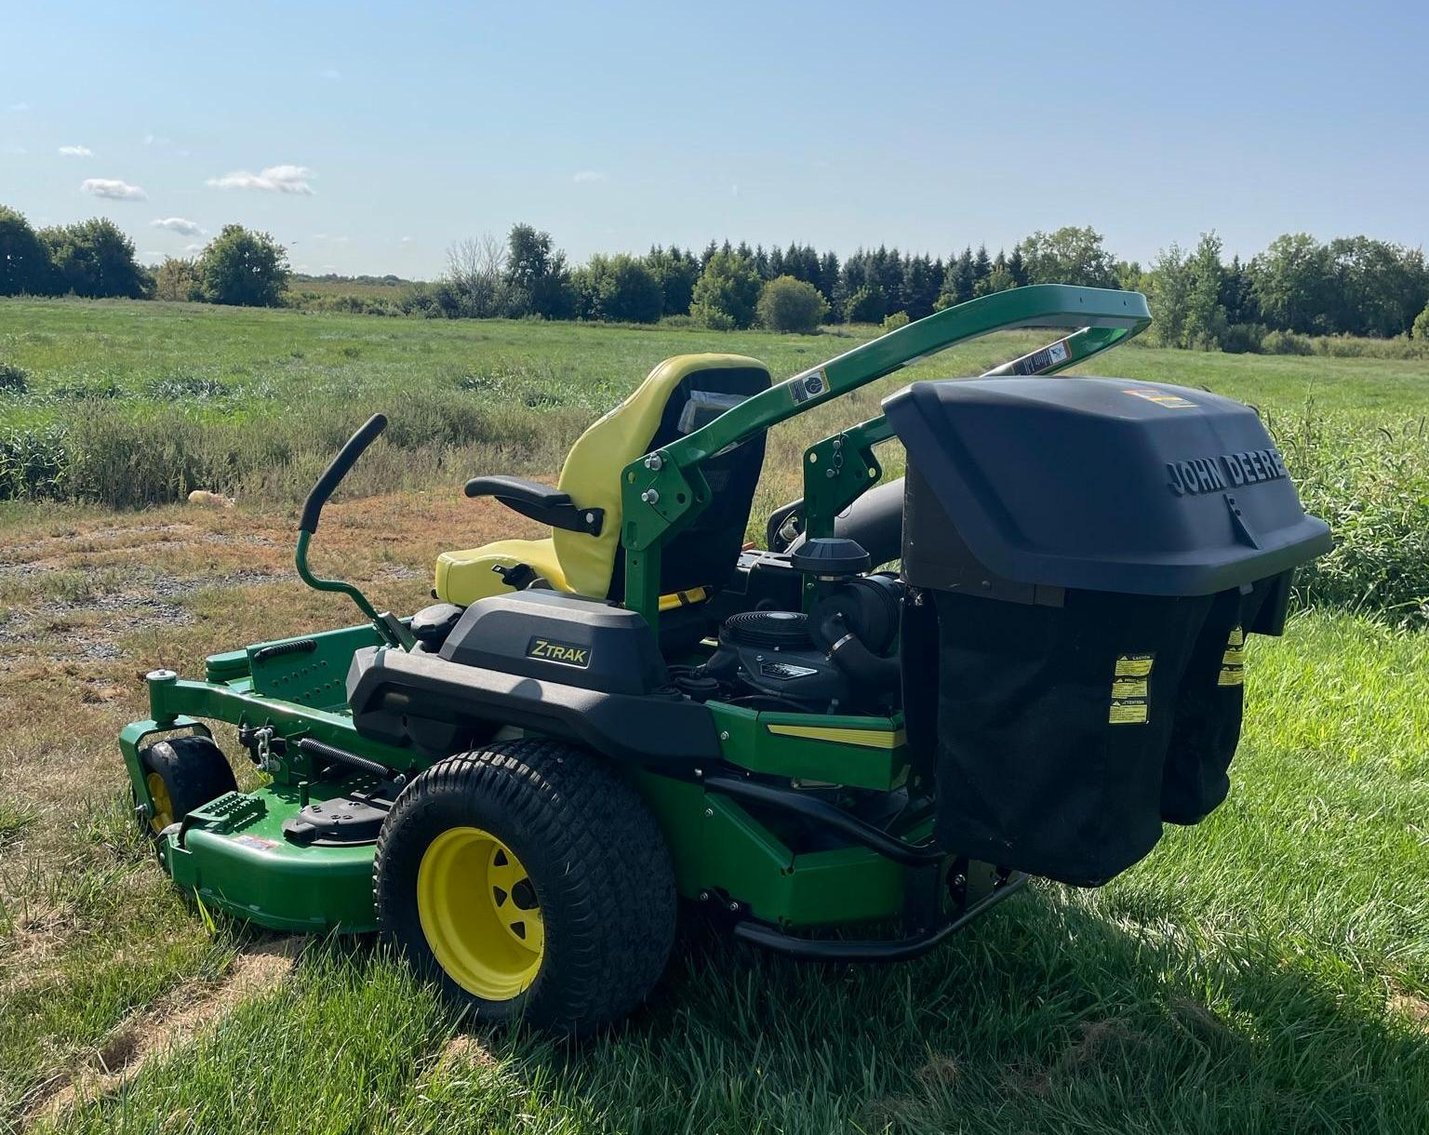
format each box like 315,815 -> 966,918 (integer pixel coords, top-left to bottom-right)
0,362 -> 28,395
153,256 -> 204,302
690,250 -> 761,330
1220,323 -> 1267,354
1412,302 -> 1429,342
844,285 -> 886,324
1262,329 -> 1315,356
757,276 -> 828,333
573,254 -> 663,324
881,310 -> 911,333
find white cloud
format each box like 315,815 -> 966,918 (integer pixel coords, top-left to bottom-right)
318,68 -> 341,80
58,145 -> 93,157
152,217 -> 204,236
81,178 -> 147,201
206,164 -> 315,194
573,170 -> 607,184
400,235 -> 414,244
8,101 -> 29,112
184,243 -> 203,254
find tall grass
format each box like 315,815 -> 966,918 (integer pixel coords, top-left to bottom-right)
1277,407 -> 1429,628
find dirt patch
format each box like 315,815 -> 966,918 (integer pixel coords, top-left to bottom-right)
1002,1019 -> 1152,1099
22,936 -> 305,1127
1388,991 -> 1429,1031
433,1031 -> 499,1072
914,1053 -> 962,1088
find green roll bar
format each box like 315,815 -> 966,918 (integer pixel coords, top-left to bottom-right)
619,284 -> 1152,627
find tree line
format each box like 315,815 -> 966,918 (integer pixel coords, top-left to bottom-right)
408,223 -> 1429,345
0,205 -> 290,306
4,201 -> 1427,346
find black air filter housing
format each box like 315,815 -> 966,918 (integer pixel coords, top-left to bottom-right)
884,377 -> 1331,887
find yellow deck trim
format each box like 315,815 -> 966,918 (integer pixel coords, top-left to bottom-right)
765,724 -> 906,750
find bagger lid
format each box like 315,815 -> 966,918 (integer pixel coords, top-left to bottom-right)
883,377 -> 1332,596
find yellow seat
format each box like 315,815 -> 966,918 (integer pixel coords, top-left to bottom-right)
436,353 -> 771,607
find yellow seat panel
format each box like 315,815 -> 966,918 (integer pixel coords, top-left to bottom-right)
435,538 -> 568,606
435,353 -> 768,605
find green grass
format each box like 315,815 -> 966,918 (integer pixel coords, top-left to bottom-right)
1,298 -> 1427,1131
3,297 -> 1428,507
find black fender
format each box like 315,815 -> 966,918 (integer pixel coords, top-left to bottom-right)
346,647 -> 721,770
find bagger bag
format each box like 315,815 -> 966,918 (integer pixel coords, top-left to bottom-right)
885,376 -> 1331,887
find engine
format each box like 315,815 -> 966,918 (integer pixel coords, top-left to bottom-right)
676,552 -> 905,715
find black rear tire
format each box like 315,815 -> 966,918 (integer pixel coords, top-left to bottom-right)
374,739 -> 676,1034
138,735 -> 239,838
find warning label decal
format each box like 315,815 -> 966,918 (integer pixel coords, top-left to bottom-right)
1218,626 -> 1246,687
1109,653 -> 1153,724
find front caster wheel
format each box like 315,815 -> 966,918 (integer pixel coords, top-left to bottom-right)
137,735 -> 238,839
374,740 -> 676,1034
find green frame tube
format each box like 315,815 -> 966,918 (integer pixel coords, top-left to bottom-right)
619,284 -> 1150,626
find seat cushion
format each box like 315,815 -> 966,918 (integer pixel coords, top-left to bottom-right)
434,538 -> 569,605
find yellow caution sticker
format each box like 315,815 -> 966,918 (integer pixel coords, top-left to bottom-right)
1111,678 -> 1148,699
1219,626 -> 1245,686
1110,654 -> 1153,723
1114,653 -> 1155,678
1109,700 -> 1149,725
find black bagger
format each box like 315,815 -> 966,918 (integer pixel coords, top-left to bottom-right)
885,377 -> 1331,887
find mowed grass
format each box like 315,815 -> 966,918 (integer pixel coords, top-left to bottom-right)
0,299 -> 1426,1132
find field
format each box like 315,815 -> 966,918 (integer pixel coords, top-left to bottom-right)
1,299 -> 1427,1133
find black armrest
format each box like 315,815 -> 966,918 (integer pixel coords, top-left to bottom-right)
464,475 -> 604,536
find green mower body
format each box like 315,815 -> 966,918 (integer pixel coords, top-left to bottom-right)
121,285 -> 1332,1031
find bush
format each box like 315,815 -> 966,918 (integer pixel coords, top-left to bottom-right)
756,276 -> 828,333
1220,322 -> 1267,354
0,362 -> 28,395
154,256 -> 203,302
690,250 -> 761,330
843,285 -> 886,324
881,310 -> 911,333
573,254 -> 663,324
1414,302 -> 1429,342
1262,329 -> 1315,356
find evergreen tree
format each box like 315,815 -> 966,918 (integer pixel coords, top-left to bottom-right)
972,244 -> 992,292
1007,246 -> 1028,287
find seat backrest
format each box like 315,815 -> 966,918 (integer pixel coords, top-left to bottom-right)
552,353 -> 771,599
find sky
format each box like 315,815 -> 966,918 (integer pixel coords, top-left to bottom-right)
1,0 -> 1425,279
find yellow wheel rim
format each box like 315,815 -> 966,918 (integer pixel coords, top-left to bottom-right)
146,772 -> 175,833
417,827 -> 544,1001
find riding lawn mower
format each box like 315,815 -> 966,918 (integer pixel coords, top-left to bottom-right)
120,285 -> 1331,1031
